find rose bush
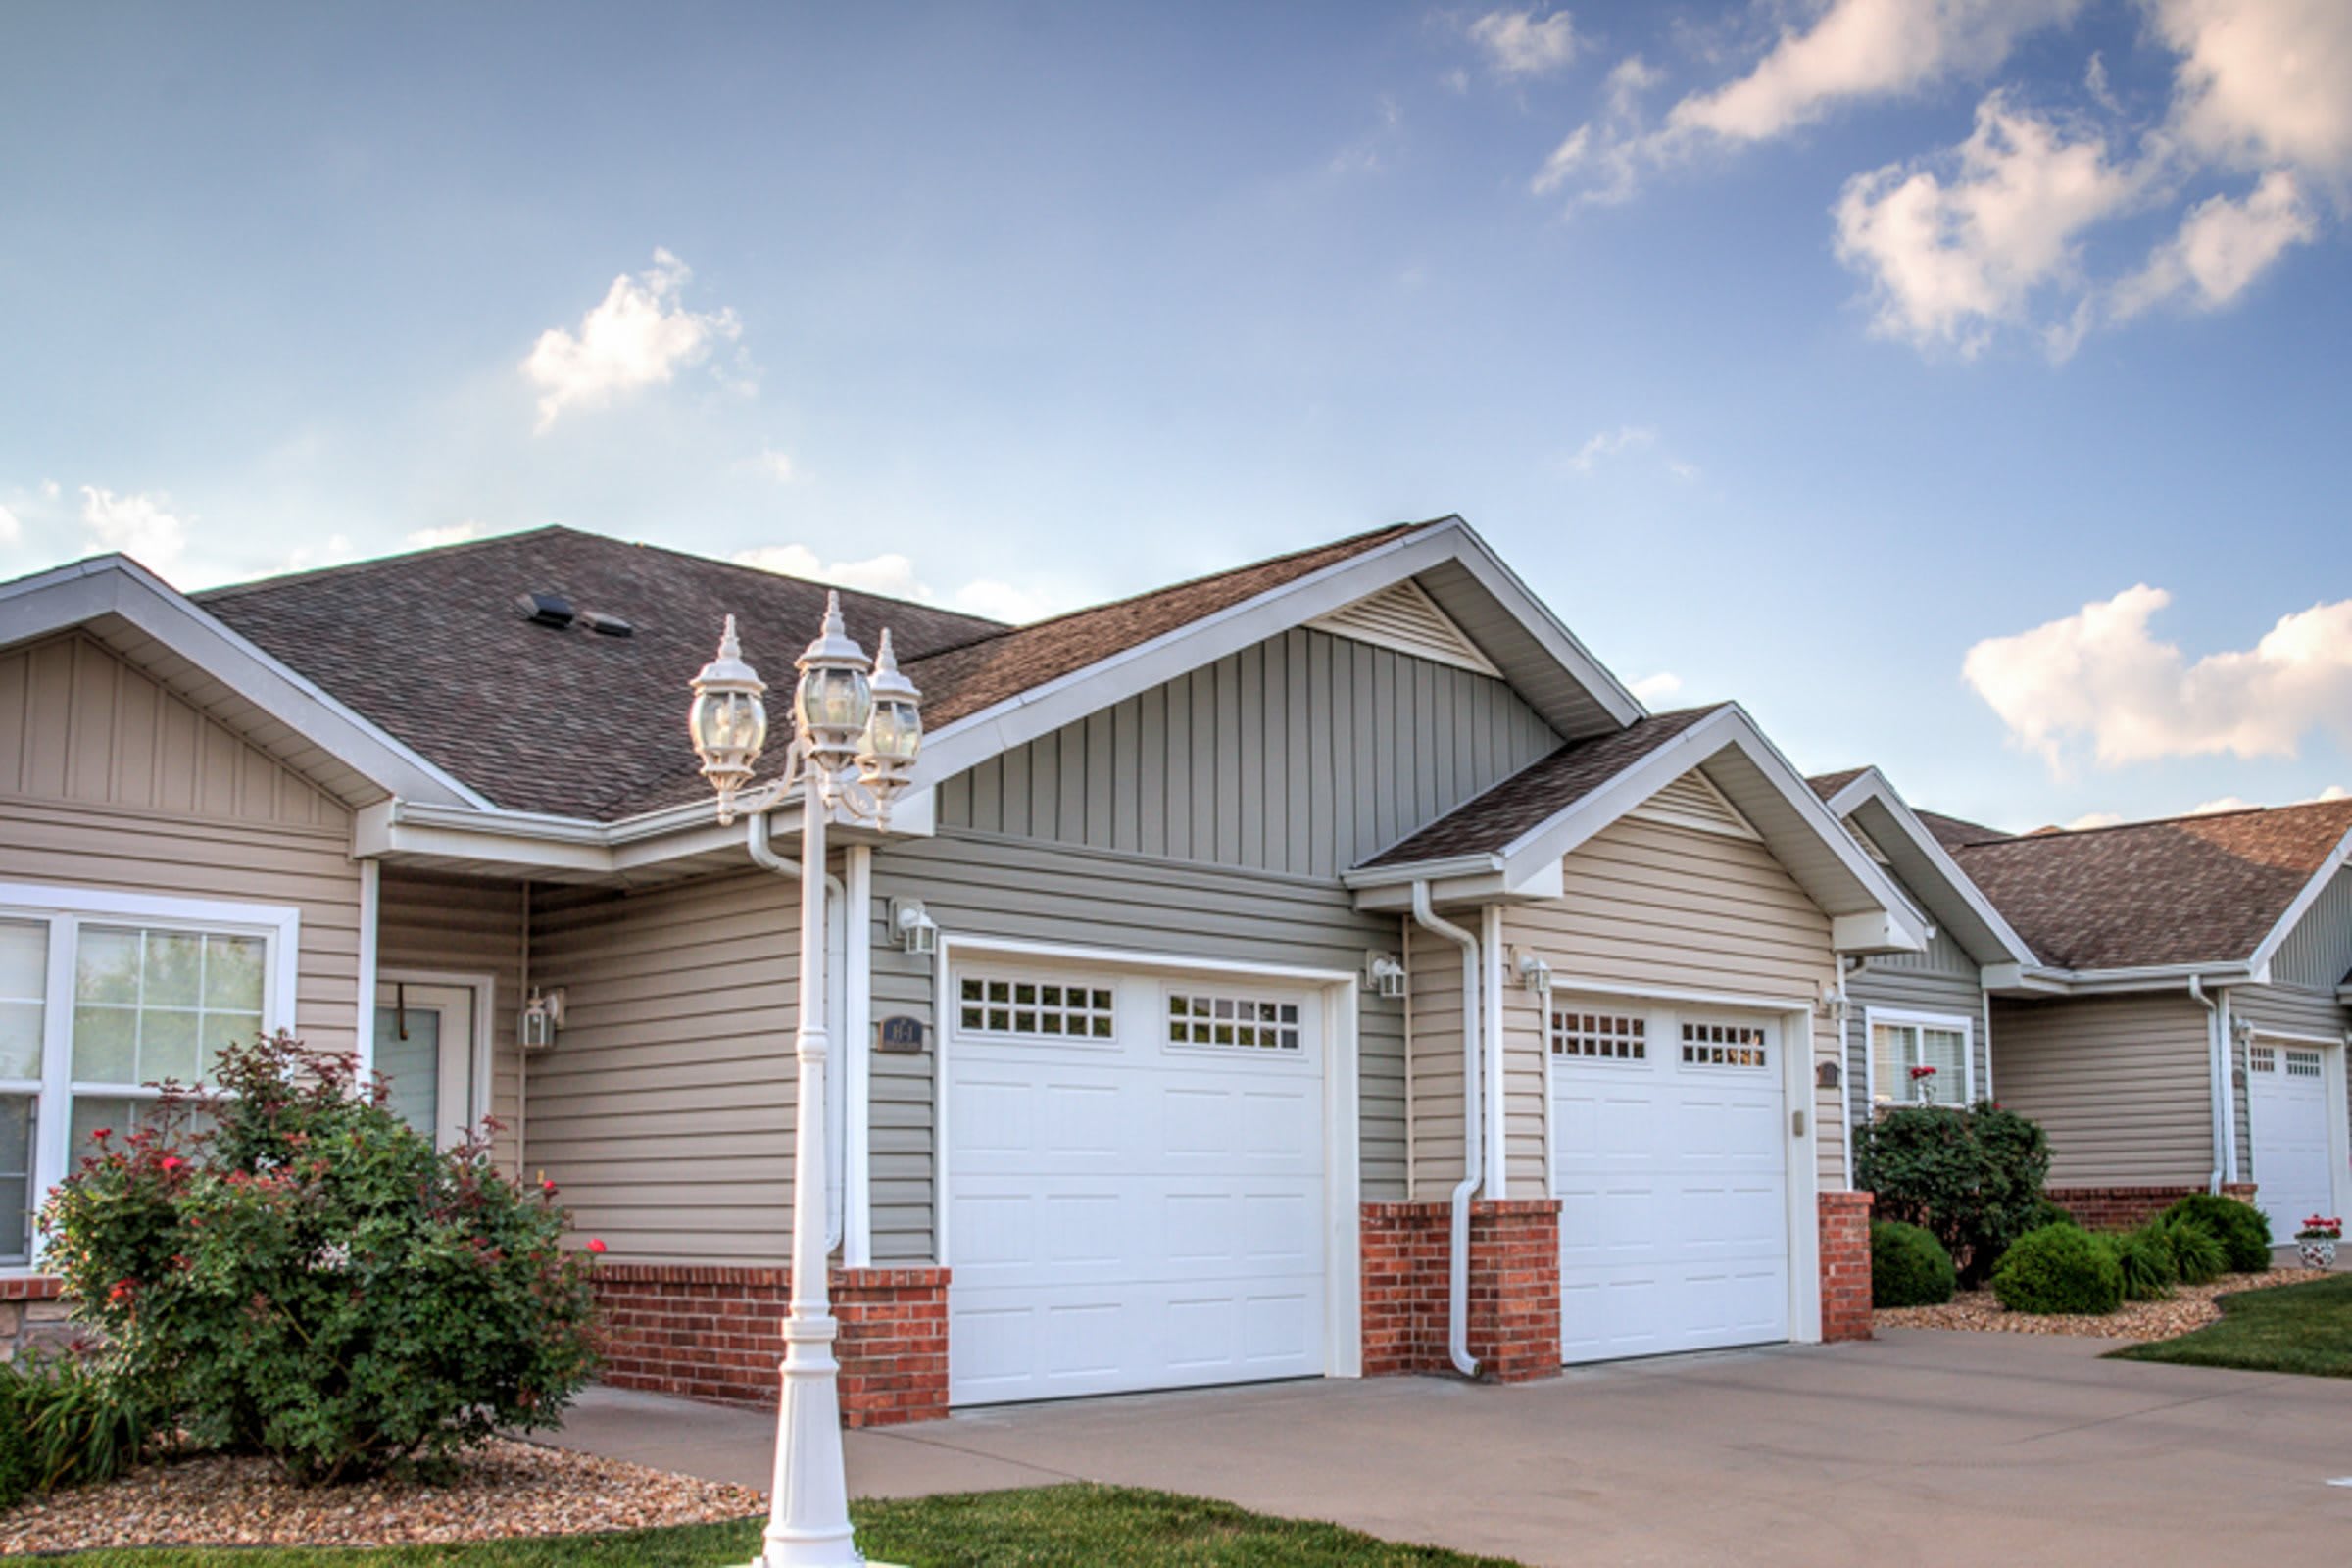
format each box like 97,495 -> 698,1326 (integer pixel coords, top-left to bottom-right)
1853,1102 -> 2052,1286
40,1033 -> 600,1485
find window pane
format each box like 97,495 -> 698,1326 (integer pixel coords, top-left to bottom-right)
0,920 -> 46,998
73,1004 -> 138,1082
142,1008 -> 201,1083
0,1000 -> 41,1081
1871,1023 -> 1906,1104
0,1093 -> 28,1265
1920,1027 -> 1967,1091
75,928 -> 142,1005
69,1095 -> 145,1160
143,932 -> 204,1006
205,1012 -> 261,1072
375,1005 -> 440,1140
203,936 -> 266,1009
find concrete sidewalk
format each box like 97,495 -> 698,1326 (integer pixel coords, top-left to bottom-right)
553,1332 -> 2352,1567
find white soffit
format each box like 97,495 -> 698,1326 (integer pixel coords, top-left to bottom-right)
1305,578 -> 1500,677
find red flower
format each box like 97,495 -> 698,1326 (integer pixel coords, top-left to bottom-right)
160,1155 -> 185,1173
108,1279 -> 137,1304
586,1238 -> 607,1255
1908,1065 -> 1937,1080
90,1128 -> 112,1143
541,1178 -> 560,1197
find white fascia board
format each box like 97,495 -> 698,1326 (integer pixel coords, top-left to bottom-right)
2246,823 -> 2352,977
1833,768 -> 2039,969
1342,852 -> 1505,889
1487,707 -> 1928,954
1441,525 -> 1646,728
1997,960 -> 2261,997
0,555 -> 487,809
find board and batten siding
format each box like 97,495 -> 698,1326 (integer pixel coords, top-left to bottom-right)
934,627 -> 1558,878
377,870 -> 527,1173
0,631 -> 362,1055
2272,865 -> 2352,992
1845,917 -> 1992,1133
1989,994 -> 2215,1188
523,869 -> 806,1263
1498,809 -> 1847,1189
868,829 -> 1411,1264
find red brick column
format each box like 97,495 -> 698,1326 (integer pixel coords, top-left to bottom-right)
2045,1184 -> 2257,1231
1819,1191 -> 1874,1344
1359,1200 -> 1561,1382
592,1263 -> 950,1426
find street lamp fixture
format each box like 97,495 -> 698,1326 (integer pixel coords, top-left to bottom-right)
689,591 -> 920,1568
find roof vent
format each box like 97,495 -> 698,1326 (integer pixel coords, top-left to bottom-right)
515,591 -> 575,629
580,611 -> 634,638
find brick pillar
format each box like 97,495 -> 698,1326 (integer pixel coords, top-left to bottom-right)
1359,1200 -> 1561,1382
592,1263 -> 951,1426
1818,1191 -> 1874,1344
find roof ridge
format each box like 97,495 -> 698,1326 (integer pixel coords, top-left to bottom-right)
574,530 -> 1008,631
196,524 -> 571,601
1963,794 -> 2352,849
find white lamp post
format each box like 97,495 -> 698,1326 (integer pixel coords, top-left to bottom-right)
690,592 -> 921,1568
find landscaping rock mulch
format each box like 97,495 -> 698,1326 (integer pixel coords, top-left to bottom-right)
1875,1267 -> 2330,1342
0,1437 -> 761,1554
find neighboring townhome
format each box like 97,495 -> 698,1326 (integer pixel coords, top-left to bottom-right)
1951,801 -> 2352,1241
0,515 -> 1926,1414
1807,769 -> 2041,1171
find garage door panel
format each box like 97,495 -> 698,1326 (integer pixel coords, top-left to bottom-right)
951,1281 -> 1324,1402
2249,1042 -> 2337,1242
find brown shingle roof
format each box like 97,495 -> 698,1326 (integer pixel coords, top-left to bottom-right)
1361,705 -> 1727,869
1807,767 -> 1868,802
201,518 -> 1439,821
1953,799 -> 2352,970
1915,809 -> 2015,853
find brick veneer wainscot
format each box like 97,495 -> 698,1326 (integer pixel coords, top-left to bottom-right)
0,1275 -> 72,1363
593,1264 -> 949,1427
1360,1200 -> 1561,1381
1818,1191 -> 1874,1344
2046,1184 -> 2259,1233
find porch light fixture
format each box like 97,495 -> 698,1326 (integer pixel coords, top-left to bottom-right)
1366,953 -> 1407,1000
687,591 -> 922,1568
1512,949 -> 1552,996
888,897 -> 938,956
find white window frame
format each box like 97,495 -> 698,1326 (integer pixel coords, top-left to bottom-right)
0,881 -> 299,1277
1864,1006 -> 1974,1111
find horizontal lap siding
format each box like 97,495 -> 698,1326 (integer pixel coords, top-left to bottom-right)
869,830 -> 1409,1263
1846,920 -> 1991,1130
378,871 -> 527,1173
1990,995 -> 2213,1188
1503,811 -> 1844,1188
934,627 -> 1557,878
524,871 -> 801,1263
0,633 -> 360,1055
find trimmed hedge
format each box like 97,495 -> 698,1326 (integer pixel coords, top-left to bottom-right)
1991,1223 -> 2124,1315
1872,1221 -> 1958,1308
2162,1194 -> 2271,1273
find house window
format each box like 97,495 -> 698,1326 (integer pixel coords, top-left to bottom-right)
1681,1021 -> 1768,1068
0,887 -> 295,1271
1166,993 -> 1300,1052
1872,1014 -> 1970,1107
1551,1010 -> 1646,1061
956,974 -> 1114,1041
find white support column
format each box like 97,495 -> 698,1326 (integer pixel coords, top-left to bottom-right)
354,858 -> 380,1078
843,845 -> 874,1270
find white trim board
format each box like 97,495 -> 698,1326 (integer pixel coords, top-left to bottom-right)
1822,768 -> 2038,971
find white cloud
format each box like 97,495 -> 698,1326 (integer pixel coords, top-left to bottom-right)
1469,9 -> 1579,77
1534,56 -> 1661,201
951,579 -> 1058,624
2065,810 -> 2126,829
2153,0 -> 2352,183
0,504 -> 19,545
755,449 -> 794,483
2111,170 -> 2316,318
281,534 -> 355,573
1963,585 -> 2352,771
2189,794 -> 2252,814
406,522 -> 482,550
78,486 -> 189,574
1629,671 -> 1683,704
522,250 -> 743,432
1569,424 -> 1657,471
1833,94 -> 2145,355
734,544 -> 1068,625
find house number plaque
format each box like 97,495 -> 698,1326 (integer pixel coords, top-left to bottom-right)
875,1015 -> 927,1054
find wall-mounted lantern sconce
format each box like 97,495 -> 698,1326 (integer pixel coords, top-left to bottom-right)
520,988 -> 566,1052
1512,948 -> 1553,996
889,897 -> 939,955
1365,953 -> 1407,1000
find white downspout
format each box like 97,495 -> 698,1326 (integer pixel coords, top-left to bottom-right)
747,812 -> 852,1252
1411,881 -> 1483,1379
1481,905 -> 1508,1200
2190,975 -> 2226,1195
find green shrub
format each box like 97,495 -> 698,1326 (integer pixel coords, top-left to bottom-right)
2162,1194 -> 2270,1273
38,1033 -> 601,1486
2156,1212 -> 2229,1285
0,1362 -> 29,1510
1871,1221 -> 1958,1307
1991,1223 -> 2125,1315
0,1352 -> 148,1503
2024,1198 -> 2075,1232
1855,1102 -> 2053,1285
2111,1224 -> 2178,1302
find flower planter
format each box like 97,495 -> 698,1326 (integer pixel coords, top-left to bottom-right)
2300,1240 -> 2337,1269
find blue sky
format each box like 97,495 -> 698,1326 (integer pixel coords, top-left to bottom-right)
2,1 -> 2345,833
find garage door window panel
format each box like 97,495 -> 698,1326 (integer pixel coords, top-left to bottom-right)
956,973 -> 1115,1042
1681,1021 -> 1769,1069
1551,1009 -> 1646,1063
1166,991 -> 1302,1054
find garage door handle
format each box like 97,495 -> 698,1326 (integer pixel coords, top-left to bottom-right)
1792,1110 -> 1806,1139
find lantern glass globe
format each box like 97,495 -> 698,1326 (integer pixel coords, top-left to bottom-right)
798,663 -> 872,742
862,698 -> 922,764
691,686 -> 766,773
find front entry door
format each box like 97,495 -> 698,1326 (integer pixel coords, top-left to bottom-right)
373,979 -> 480,1152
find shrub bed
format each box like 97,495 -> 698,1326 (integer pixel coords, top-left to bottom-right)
1871,1221 -> 1957,1308
2162,1194 -> 2271,1274
1855,1102 -> 2052,1285
2110,1224 -> 2178,1302
1991,1223 -> 2124,1315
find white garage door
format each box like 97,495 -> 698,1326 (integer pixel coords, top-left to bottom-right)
1550,999 -> 1790,1363
945,960 -> 1327,1406
2249,1041 -> 2337,1243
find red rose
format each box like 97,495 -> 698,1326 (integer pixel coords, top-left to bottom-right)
586,1238 -> 607,1255
160,1156 -> 185,1173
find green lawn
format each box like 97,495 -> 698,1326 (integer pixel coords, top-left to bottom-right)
2116,1271 -> 2352,1377
52,1484 -> 1524,1566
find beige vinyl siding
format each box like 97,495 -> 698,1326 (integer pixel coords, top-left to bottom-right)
0,632 -> 361,1055
1990,994 -> 2214,1188
1501,810 -> 1845,1188
377,871 -> 527,1173
1846,918 -> 1991,1130
524,869 -> 803,1263
935,627 -> 1557,879
869,829 -> 1410,1262
2272,866 -> 2352,991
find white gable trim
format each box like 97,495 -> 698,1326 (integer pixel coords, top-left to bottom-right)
1823,768 -> 2038,970
907,517 -> 1645,791
0,555 -> 488,809
2246,823 -> 2352,979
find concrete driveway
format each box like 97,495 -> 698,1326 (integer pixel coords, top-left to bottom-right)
556,1330 -> 2352,1566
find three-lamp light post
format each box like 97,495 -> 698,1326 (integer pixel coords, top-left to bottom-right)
688,592 -> 921,1568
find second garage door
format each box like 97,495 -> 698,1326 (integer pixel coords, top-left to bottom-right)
1549,998 -> 1791,1363
945,958 -> 1328,1406
2249,1040 -> 2336,1244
